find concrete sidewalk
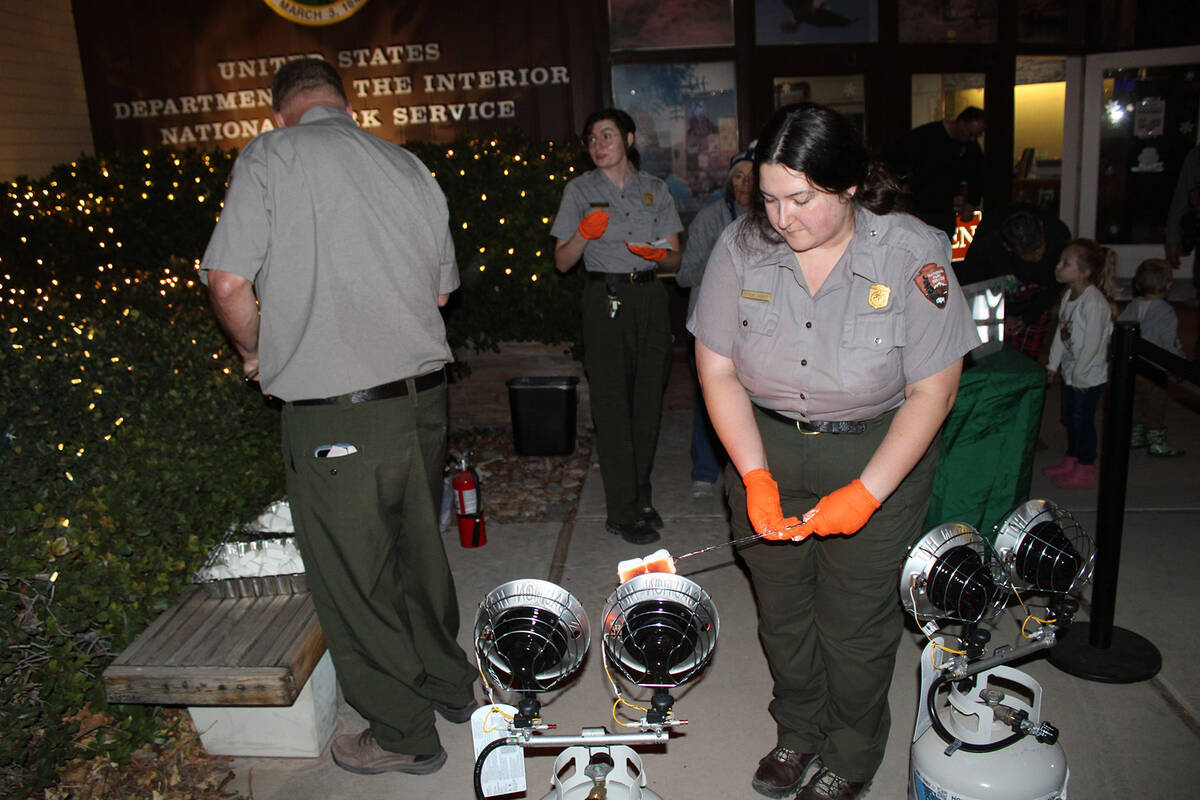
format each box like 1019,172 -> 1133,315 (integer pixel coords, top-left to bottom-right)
226,360 -> 1200,799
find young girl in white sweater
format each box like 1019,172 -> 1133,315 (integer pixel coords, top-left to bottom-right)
1044,238 -> 1117,489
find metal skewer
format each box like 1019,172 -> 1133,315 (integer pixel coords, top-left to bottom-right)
673,519 -> 810,563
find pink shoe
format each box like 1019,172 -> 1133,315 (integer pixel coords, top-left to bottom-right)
1052,462 -> 1095,489
1042,456 -> 1077,478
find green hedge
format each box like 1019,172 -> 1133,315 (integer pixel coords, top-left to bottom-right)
0,132 -> 587,795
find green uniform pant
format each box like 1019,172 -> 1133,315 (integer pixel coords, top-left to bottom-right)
280,379 -> 474,756
729,406 -> 939,782
581,278 -> 672,524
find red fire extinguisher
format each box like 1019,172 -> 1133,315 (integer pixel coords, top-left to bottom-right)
453,455 -> 486,548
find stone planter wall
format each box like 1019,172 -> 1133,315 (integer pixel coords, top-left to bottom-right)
447,341 -> 590,433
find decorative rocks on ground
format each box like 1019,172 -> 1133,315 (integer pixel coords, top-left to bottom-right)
448,426 -> 594,523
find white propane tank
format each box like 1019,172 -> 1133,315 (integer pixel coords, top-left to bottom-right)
910,642 -> 1069,800
541,743 -> 665,800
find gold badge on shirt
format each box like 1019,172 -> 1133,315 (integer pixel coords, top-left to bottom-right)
868,284 -> 891,309
644,193 -> 654,205
741,289 -> 772,302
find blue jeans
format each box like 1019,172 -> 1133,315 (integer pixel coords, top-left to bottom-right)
1060,384 -> 1104,465
688,335 -> 725,482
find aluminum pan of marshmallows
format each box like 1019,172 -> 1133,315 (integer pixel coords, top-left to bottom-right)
193,500 -> 308,598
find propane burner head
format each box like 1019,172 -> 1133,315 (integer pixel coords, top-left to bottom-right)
475,579 -> 589,692
602,573 -> 719,687
993,499 -> 1094,595
901,522 -> 1010,624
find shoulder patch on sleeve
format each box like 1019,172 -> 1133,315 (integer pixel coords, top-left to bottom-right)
914,263 -> 950,309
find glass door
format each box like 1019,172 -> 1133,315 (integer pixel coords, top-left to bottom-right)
1072,45 -> 1200,285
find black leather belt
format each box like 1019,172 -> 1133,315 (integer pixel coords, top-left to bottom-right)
588,270 -> 656,284
754,404 -> 867,435
290,369 -> 445,406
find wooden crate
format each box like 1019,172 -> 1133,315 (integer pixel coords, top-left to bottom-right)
103,584 -> 326,706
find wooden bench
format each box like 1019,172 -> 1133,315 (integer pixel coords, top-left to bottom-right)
103,584 -> 334,757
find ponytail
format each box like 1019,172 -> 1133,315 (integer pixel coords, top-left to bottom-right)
1067,238 -> 1118,319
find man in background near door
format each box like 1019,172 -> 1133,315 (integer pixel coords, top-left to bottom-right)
883,106 -> 987,238
957,202 -> 1071,360
1165,143 -> 1200,356
201,57 -> 476,778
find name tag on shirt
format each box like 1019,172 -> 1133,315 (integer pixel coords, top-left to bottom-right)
741,289 -> 772,302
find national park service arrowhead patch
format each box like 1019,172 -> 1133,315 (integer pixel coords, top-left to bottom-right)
914,263 -> 950,309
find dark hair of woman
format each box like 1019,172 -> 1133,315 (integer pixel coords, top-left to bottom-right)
739,102 -> 900,248
582,107 -> 641,170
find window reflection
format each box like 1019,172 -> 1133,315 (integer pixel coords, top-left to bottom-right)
1096,62 -> 1200,244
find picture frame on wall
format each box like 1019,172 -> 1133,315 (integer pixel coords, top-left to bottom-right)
897,0 -> 998,44
611,61 -> 738,222
1016,0 -> 1077,45
609,0 -> 734,51
755,0 -> 878,46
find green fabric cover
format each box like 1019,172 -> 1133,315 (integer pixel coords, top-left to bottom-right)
925,346 -> 1046,539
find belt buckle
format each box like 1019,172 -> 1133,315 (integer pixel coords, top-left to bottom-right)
795,421 -> 821,436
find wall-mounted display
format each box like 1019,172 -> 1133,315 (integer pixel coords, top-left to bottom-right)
755,0 -> 877,46
612,61 -> 738,222
609,0 -> 734,50
898,0 -> 997,44
1015,0 -> 1076,45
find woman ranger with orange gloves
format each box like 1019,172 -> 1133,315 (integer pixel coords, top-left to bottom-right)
552,108 -> 683,546
688,104 -> 978,800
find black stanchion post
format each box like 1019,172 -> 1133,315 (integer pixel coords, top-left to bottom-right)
1048,321 -> 1162,682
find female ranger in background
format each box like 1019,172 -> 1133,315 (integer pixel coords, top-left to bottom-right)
551,108 -> 683,545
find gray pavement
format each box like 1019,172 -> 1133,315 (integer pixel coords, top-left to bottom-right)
226,363 -> 1200,799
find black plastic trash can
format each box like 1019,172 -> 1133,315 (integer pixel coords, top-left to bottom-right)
506,376 -> 579,456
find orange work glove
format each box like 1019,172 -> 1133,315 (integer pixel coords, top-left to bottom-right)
578,209 -> 609,239
626,242 -> 668,261
742,468 -> 802,540
803,479 -> 881,537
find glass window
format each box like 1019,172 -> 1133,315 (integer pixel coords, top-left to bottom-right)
912,73 -> 985,129
1013,56 -> 1067,212
772,75 -> 865,137
1095,61 -> 1200,244
612,61 -> 739,223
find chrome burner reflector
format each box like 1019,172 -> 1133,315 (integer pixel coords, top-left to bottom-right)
602,573 -> 719,688
993,499 -> 1095,595
475,579 -> 589,692
901,522 -> 1011,624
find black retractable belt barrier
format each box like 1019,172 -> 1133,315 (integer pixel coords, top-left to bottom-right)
1050,321 -> 1200,682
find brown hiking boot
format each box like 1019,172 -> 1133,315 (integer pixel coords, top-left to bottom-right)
796,766 -> 867,800
330,728 -> 447,775
751,746 -> 816,798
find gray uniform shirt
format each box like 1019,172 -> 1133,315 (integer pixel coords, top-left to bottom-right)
200,106 -> 459,401
550,168 -> 682,273
688,208 -> 980,422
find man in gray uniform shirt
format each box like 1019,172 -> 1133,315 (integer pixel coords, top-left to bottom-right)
202,58 -> 475,777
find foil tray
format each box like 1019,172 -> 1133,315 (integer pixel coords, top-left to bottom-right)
193,535 -> 308,598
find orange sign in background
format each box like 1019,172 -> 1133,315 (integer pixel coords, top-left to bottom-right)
951,209 -> 982,262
